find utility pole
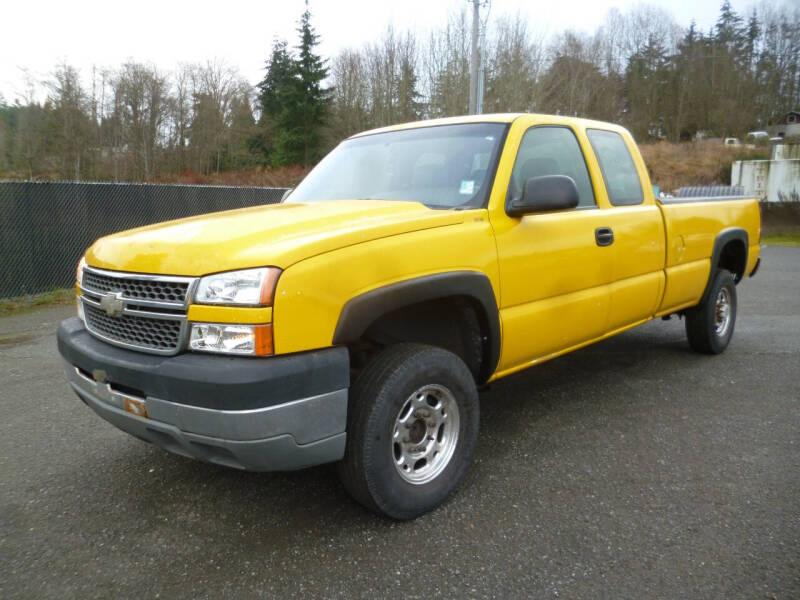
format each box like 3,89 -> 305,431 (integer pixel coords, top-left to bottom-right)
468,0 -> 480,115
468,0 -> 490,115
476,16 -> 486,114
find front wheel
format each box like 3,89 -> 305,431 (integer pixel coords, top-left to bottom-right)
338,344 -> 479,520
685,269 -> 737,354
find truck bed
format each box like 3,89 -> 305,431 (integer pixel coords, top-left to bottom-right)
656,194 -> 761,315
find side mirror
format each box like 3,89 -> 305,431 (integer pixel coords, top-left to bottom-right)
506,175 -> 579,217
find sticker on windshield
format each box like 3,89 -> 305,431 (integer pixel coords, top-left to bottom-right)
459,180 -> 475,195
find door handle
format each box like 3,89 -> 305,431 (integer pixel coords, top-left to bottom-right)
595,227 -> 614,246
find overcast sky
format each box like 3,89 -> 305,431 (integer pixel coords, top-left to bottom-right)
1,0 -> 764,103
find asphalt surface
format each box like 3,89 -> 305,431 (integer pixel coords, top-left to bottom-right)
1,246 -> 798,599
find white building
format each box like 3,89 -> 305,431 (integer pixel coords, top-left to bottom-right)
768,111 -> 800,139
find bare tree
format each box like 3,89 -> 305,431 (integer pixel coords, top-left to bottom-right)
47,63 -> 89,179
188,60 -> 253,173
423,9 -> 471,118
170,63 -> 194,174
111,62 -> 168,179
484,13 -> 545,113
329,49 -> 370,139
3,2 -> 799,181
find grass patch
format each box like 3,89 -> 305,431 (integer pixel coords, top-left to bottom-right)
762,233 -> 800,246
0,333 -> 36,346
0,288 -> 74,318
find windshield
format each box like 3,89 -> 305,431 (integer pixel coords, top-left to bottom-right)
286,123 -> 508,209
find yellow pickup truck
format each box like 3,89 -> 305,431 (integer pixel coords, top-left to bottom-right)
58,114 -> 761,519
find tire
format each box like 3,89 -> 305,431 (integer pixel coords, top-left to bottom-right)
338,343 -> 480,520
685,269 -> 737,354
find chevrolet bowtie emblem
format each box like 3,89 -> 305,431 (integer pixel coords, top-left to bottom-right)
99,292 -> 125,318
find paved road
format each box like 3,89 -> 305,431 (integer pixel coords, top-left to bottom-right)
1,246 -> 798,599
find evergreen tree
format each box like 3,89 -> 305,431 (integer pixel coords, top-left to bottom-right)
624,35 -> 668,139
745,10 -> 760,69
665,21 -> 705,140
254,39 -> 294,161
258,40 -> 294,120
273,3 -> 330,166
715,1 -> 745,51
393,55 -> 424,123
227,90 -> 258,169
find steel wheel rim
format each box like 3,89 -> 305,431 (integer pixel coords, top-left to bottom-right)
714,287 -> 732,336
392,384 -> 460,485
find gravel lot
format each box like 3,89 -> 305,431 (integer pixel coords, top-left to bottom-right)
1,246 -> 798,599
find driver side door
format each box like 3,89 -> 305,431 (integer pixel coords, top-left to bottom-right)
490,124 -> 616,374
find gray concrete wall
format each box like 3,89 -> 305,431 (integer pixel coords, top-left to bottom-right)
731,159 -> 800,203
772,143 -> 800,160
761,202 -> 800,234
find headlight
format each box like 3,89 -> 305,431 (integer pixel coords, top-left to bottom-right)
194,267 -> 281,306
76,256 -> 86,286
189,323 -> 273,356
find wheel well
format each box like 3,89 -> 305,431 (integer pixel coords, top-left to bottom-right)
346,296 -> 492,383
718,239 -> 746,282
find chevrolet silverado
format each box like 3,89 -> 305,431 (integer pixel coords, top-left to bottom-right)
58,114 -> 761,519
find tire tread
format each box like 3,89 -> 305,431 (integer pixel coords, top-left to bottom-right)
338,344 -> 428,514
338,343 -> 478,519
685,269 -> 737,355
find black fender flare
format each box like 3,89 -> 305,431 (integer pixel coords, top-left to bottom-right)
699,227 -> 749,306
332,271 -> 501,382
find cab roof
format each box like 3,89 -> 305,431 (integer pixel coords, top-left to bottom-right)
348,113 -> 629,139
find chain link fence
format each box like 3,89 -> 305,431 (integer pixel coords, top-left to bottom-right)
0,182 -> 288,298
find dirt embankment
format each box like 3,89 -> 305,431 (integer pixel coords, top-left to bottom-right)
639,141 -> 768,193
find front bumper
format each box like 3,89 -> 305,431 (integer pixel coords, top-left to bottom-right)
57,317 -> 349,471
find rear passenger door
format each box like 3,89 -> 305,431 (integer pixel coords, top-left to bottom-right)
585,129 -> 666,331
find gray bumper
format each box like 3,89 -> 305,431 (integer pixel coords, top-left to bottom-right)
65,363 -> 347,472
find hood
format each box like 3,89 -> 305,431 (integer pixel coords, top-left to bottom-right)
86,200 -> 465,276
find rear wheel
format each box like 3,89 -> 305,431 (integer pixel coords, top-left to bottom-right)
685,269 -> 737,354
338,343 -> 479,520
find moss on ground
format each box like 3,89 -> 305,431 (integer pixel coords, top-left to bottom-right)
0,288 -> 74,318
762,233 -> 800,246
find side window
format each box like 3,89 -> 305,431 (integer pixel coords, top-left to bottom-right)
586,129 -> 644,206
509,126 -> 596,208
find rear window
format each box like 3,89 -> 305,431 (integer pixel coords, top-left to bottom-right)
587,129 -> 643,206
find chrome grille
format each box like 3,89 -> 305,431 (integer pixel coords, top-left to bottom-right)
84,303 -> 183,351
82,270 -> 189,303
79,266 -> 196,355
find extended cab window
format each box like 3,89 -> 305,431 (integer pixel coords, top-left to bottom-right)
509,126 -> 596,208
286,123 -> 508,209
587,129 -> 644,206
